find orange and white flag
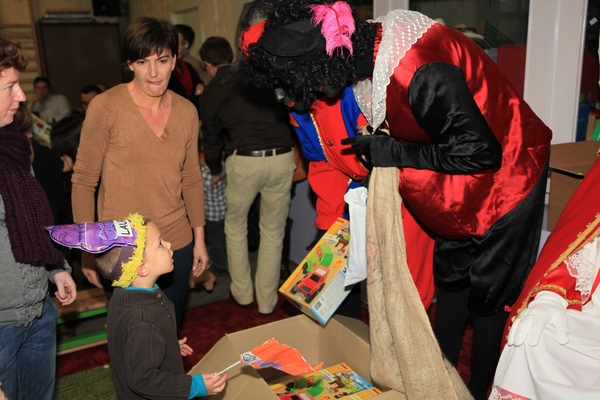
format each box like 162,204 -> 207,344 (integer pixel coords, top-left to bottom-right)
219,338 -> 323,376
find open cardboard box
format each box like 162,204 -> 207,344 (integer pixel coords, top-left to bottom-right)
188,314 -> 405,399
548,141 -> 600,230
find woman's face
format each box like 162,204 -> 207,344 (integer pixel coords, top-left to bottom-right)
128,49 -> 176,98
0,67 -> 26,127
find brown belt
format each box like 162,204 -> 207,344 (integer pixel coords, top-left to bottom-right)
234,147 -> 292,157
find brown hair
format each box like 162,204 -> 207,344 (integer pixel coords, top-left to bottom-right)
15,105 -> 33,133
95,247 -> 123,279
121,17 -> 178,64
0,35 -> 28,73
199,36 -> 233,67
51,114 -> 83,161
95,217 -> 151,281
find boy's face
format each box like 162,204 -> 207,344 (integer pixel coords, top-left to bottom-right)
143,222 -> 174,276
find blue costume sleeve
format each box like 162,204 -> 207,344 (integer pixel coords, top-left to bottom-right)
188,374 -> 208,398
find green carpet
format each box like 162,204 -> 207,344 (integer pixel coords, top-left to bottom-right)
53,364 -> 117,400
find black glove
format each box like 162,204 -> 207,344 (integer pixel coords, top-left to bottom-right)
341,127 -> 402,167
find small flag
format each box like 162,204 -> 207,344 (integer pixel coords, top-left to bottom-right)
218,338 -> 323,376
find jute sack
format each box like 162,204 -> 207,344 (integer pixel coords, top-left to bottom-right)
366,166 -> 473,400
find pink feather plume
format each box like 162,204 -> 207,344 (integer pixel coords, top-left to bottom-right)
309,1 -> 355,57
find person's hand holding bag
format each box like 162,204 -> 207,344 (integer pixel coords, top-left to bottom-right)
341,126 -> 402,167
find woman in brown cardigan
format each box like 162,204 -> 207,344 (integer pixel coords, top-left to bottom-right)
72,17 -> 208,329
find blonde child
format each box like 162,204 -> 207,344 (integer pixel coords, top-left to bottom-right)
46,214 -> 227,398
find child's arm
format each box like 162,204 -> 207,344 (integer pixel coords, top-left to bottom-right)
179,337 -> 193,357
189,372 -> 227,398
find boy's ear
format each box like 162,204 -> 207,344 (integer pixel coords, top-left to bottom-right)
137,261 -> 149,277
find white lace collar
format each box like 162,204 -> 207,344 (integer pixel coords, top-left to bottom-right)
565,236 -> 600,303
353,9 -> 436,129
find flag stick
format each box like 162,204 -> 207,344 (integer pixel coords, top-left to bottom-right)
215,360 -> 241,376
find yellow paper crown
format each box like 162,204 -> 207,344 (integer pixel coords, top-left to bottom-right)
111,213 -> 147,288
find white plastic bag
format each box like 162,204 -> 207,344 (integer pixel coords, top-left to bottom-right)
344,187 -> 368,285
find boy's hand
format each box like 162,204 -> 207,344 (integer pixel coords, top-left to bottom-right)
204,372 -> 227,395
179,337 -> 193,357
210,173 -> 224,192
54,271 -> 77,306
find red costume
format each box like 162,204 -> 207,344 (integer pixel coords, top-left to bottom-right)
349,13 -> 551,316
240,6 -> 552,397
290,90 -> 436,308
504,154 -> 600,344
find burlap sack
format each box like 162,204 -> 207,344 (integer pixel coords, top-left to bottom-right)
366,166 -> 473,400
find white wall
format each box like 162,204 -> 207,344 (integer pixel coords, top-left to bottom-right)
525,0 -> 588,144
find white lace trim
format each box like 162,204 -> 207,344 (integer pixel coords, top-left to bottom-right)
565,237 -> 600,303
353,9 -> 436,128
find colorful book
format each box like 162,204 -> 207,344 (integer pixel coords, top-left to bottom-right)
270,363 -> 382,399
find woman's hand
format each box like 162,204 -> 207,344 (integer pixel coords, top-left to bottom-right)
53,271 -> 77,306
192,226 -> 209,277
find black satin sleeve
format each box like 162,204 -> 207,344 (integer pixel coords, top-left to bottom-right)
398,62 -> 502,173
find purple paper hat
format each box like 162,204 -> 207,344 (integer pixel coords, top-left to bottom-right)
46,219 -> 138,253
45,213 -> 147,287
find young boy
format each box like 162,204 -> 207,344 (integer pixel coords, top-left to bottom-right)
46,213 -> 227,399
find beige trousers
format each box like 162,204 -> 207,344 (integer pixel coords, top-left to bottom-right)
224,151 -> 295,314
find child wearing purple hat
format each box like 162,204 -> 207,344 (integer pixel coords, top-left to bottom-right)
46,213 -> 227,399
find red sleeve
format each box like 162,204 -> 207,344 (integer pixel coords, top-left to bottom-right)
532,262 -> 582,310
308,160 -> 352,230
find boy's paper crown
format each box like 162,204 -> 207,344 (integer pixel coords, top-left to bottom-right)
45,213 -> 147,288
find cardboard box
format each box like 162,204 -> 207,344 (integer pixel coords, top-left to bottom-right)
279,218 -> 352,324
270,362 -> 382,399
548,141 -> 600,230
188,314 -> 405,399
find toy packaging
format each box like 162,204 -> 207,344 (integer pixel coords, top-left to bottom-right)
270,363 -> 382,399
31,113 -> 52,147
279,218 -> 352,324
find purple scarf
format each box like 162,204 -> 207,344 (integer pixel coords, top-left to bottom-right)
0,120 -> 64,265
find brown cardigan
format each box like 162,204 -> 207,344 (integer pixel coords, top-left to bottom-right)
72,84 -> 205,250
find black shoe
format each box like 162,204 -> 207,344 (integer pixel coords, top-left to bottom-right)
229,290 -> 253,308
213,268 -> 229,277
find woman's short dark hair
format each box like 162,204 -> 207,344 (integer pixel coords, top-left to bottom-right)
51,114 -> 83,162
199,37 -> 234,67
121,17 -> 178,63
0,35 -> 28,73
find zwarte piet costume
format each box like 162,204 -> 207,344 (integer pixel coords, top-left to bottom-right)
239,2 -> 551,398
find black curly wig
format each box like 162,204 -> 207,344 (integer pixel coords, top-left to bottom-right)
239,0 -> 376,107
